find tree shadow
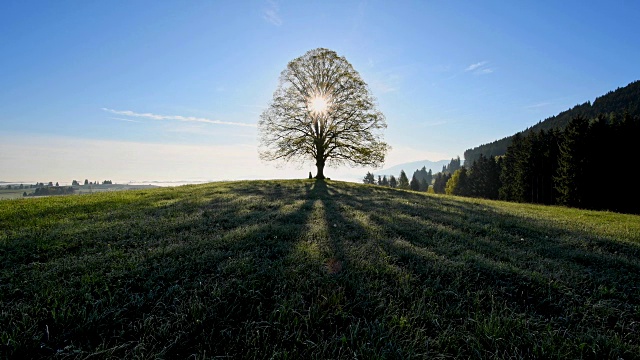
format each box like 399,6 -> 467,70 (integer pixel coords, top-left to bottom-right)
4,180 -> 640,359
309,182 -> 640,357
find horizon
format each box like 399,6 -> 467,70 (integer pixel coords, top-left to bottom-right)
2,1 -> 639,183
0,158 -> 453,186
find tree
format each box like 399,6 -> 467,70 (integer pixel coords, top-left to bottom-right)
432,172 -> 451,194
381,175 -> 389,187
363,171 -> 375,184
443,157 -> 461,175
259,48 -> 389,179
389,175 -> 397,188
419,178 -> 428,192
446,168 -> 470,196
467,154 -> 500,199
410,174 -> 420,191
412,166 -> 432,191
398,170 -> 410,189
555,115 -> 590,207
84,179 -> 89,185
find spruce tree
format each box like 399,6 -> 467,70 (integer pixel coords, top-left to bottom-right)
389,175 -> 397,188
398,170 -> 410,189
410,174 -> 420,191
419,177 -> 428,192
555,115 -> 590,207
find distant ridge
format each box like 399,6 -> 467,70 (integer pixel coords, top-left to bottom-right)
376,159 -> 450,177
464,79 -> 640,166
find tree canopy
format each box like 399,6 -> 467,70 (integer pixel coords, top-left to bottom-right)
259,48 -> 389,179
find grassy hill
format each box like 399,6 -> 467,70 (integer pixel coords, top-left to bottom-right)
1,180 -> 639,359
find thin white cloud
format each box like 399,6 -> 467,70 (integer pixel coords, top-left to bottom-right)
465,61 -> 494,75
524,102 -> 552,110
465,61 -> 487,72
263,0 -> 282,26
102,108 -> 256,127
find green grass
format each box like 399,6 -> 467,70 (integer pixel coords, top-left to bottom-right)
0,184 -> 159,200
1,179 -> 639,359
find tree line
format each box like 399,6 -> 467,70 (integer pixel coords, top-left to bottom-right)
363,157 -> 461,193
453,112 -> 639,214
25,186 -> 75,197
364,111 -> 639,214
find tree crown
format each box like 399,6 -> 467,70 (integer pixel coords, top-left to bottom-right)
259,48 -> 389,177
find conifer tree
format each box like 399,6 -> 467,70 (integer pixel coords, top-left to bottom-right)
398,170 -> 410,189
419,177 -> 428,192
389,175 -> 397,188
410,174 -> 420,191
468,154 -> 500,199
555,115 -> 590,207
363,171 -> 376,184
432,172 -> 451,194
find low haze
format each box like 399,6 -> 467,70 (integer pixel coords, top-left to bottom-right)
2,1 -> 639,184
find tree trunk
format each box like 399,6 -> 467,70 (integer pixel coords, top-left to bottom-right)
315,143 -> 326,179
315,159 -> 325,179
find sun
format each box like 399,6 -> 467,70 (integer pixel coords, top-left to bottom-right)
308,94 -> 330,115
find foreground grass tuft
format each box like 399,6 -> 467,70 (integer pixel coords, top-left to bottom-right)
1,179 -> 639,359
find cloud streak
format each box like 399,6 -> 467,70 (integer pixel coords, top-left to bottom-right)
465,61 -> 487,72
465,61 -> 494,75
524,102 -> 553,109
263,0 -> 282,26
102,108 -> 256,127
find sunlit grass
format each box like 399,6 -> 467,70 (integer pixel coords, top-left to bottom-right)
1,179 -> 639,358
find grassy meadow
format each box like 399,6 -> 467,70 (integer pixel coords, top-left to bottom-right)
0,184 -> 159,200
1,179 -> 639,359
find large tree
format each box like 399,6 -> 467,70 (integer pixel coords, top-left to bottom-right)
259,48 -> 389,179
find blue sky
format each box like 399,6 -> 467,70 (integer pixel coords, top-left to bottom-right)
2,1 -> 639,184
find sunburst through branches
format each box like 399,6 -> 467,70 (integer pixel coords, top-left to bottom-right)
307,94 -> 330,115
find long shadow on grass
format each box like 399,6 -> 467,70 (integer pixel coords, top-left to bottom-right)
306,180 -> 430,358
4,181 -> 640,359
323,184 -> 640,358
2,180 -> 331,358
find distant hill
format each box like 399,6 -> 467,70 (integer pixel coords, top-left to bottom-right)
464,80 -> 640,166
376,159 -> 450,177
